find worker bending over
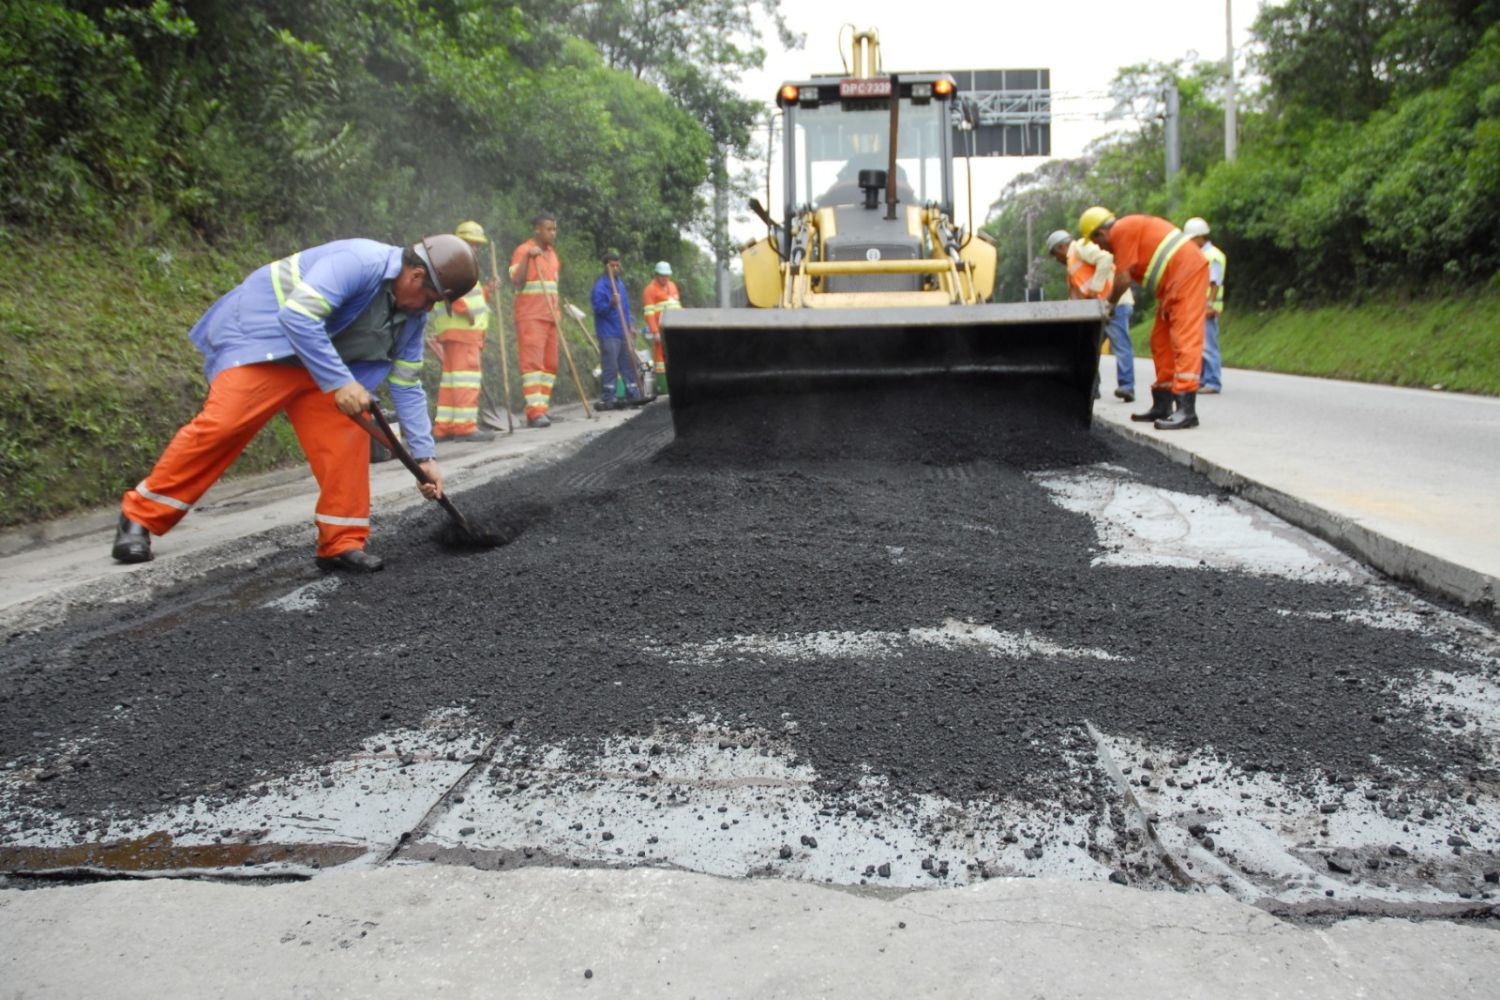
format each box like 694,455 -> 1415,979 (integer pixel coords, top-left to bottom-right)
1079,207 -> 1210,430
509,213 -> 562,428
1045,229 -> 1135,403
428,220 -> 497,442
113,235 -> 479,572
641,261 -> 681,395
1183,217 -> 1226,394
590,251 -> 646,410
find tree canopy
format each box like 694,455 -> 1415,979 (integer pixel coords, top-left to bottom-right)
0,0 -> 791,298
985,0 -> 1500,307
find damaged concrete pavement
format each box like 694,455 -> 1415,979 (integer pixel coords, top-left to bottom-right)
3,384 -> 1499,997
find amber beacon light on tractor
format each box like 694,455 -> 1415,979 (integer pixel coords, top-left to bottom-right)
660,27 -> 1107,439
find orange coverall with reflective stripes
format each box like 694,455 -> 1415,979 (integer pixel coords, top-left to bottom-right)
429,285 -> 491,438
1104,215 -> 1209,394
641,277 -> 680,380
122,365 -> 371,558
509,239 -> 561,421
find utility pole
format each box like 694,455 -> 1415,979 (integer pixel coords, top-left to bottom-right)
1163,81 -> 1181,183
1225,0 -> 1238,162
713,150 -> 731,308
1023,204 -> 1040,301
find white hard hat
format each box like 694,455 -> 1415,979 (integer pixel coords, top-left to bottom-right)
1183,217 -> 1210,238
654,261 -> 673,276
1044,230 -> 1072,254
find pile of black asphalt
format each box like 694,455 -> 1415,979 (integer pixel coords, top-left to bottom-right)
1,382 -> 1494,850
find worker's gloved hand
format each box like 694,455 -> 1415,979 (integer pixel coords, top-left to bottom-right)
527,245 -> 543,258
418,459 -> 443,501
333,382 -> 373,416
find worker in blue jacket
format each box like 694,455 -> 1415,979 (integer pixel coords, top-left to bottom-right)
589,251 -> 646,410
113,236 -> 479,572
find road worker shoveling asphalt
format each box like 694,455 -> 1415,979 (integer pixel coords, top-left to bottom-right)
112,234 -> 486,573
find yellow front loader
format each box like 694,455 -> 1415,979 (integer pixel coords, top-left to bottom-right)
662,29 -> 1105,439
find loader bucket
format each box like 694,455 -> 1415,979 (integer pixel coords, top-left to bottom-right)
662,302 -> 1107,444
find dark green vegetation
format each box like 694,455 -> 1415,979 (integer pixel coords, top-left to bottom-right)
989,0 -> 1499,357
1197,292 -> 1500,394
0,0 -> 793,527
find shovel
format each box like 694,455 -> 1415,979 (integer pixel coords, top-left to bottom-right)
351,401 -> 512,551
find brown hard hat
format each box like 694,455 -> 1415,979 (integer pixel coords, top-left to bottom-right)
412,233 -> 479,313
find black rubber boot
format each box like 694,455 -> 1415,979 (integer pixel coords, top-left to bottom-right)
1131,388 -> 1173,422
1155,392 -> 1200,430
315,549 -> 385,573
111,514 -> 153,564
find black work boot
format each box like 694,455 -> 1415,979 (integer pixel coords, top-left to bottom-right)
111,514 -> 153,564
315,549 -> 385,573
1131,388 -> 1173,422
1155,392 -> 1200,430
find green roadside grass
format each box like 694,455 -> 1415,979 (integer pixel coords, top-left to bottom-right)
0,229 -> 593,529
1130,291 -> 1500,396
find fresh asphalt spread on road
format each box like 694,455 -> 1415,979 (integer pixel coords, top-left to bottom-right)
2,386 -> 1497,921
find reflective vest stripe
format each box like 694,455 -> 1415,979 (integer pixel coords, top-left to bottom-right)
1204,244 -> 1227,310
285,282 -> 333,322
270,253 -> 302,307
315,513 -> 370,528
518,281 -> 558,295
430,287 -> 490,333
389,358 -> 423,388
134,480 -> 191,512
1143,229 -> 1190,296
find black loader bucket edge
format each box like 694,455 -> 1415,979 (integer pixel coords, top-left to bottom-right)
661,302 -> 1107,439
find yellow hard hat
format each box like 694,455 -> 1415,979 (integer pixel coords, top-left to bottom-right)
1078,206 -> 1115,242
454,220 -> 487,246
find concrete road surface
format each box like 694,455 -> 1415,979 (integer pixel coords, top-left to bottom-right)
4,865 -> 1500,999
1094,359 -> 1500,618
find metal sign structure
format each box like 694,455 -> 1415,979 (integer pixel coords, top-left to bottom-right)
940,68 -> 1051,157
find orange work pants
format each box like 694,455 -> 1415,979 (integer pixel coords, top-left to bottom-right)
433,333 -> 483,438
516,316 -> 559,420
1149,254 -> 1210,394
121,363 -> 371,558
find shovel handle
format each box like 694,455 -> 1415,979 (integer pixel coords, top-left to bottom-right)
362,402 -> 435,487
352,403 -> 478,534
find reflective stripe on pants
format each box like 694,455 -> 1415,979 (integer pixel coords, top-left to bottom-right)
122,363 -> 372,558
433,338 -> 483,438
516,317 -> 559,420
1148,253 -> 1210,395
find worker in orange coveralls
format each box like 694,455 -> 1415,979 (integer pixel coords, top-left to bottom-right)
640,260 -> 681,395
1079,206 -> 1209,430
509,212 -> 562,428
428,220 -> 498,442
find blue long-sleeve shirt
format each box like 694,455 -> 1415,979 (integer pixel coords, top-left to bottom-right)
590,273 -> 635,339
187,239 -> 435,458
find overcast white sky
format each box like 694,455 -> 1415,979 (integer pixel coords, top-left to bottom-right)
728,0 -> 1267,240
